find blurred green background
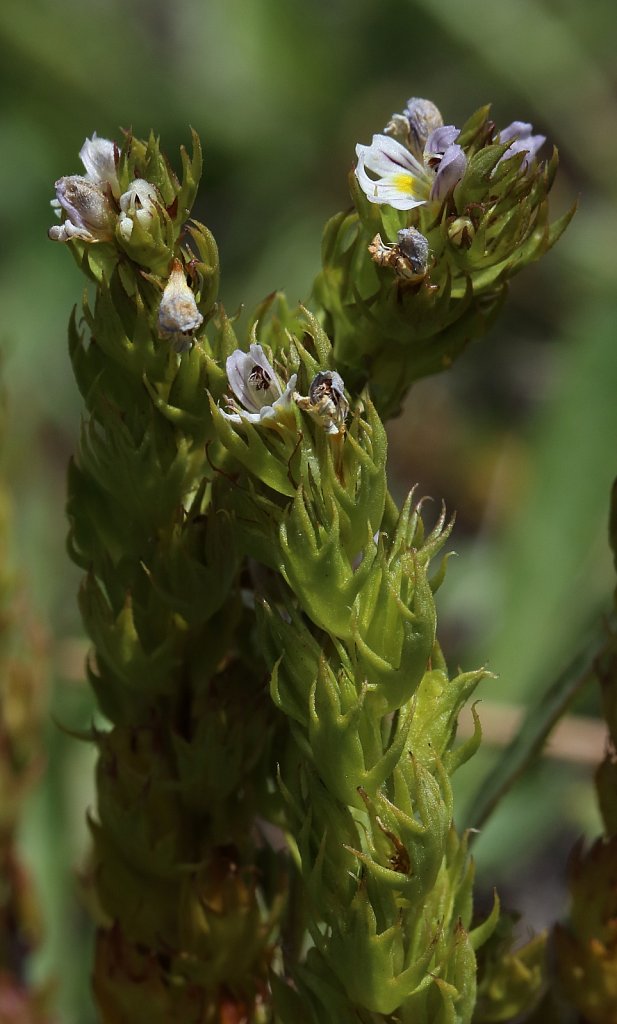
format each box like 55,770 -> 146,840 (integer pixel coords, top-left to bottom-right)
1,0 -> 616,1020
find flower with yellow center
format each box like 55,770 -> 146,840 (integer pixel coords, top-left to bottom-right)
355,125 -> 466,210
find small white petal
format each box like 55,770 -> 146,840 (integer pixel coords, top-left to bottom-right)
48,220 -> 95,242
117,214 -> 134,241
79,133 -> 120,196
48,224 -> 67,241
359,134 -> 425,176
222,351 -> 296,424
226,344 -> 282,413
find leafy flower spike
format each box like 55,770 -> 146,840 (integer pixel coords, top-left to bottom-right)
223,344 -> 297,424
355,125 -> 466,210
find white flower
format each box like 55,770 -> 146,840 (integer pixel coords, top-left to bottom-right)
355,126 -> 466,210
158,260 -> 203,351
79,133 -> 120,198
118,179 -> 161,241
48,132 -> 120,243
48,175 -> 116,243
222,344 -> 297,424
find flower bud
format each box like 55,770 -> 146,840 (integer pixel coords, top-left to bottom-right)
118,179 -> 161,241
158,259 -> 203,352
49,174 -> 116,243
368,229 -> 429,282
448,216 -> 475,248
498,120 -> 546,171
396,227 -> 430,275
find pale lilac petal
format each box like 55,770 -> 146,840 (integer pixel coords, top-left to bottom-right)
498,122 -> 546,169
504,136 -> 545,169
430,144 -> 467,200
425,125 -> 460,161
498,121 -> 533,146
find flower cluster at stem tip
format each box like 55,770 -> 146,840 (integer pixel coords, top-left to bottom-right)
355,95 -> 546,209
49,132 -> 168,249
49,133 -> 205,349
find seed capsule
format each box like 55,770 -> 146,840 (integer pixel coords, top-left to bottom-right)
368,229 -> 429,283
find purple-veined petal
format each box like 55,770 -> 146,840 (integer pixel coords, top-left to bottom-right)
225,344 -> 283,414
222,369 -> 297,424
358,134 -> 426,176
355,135 -> 430,209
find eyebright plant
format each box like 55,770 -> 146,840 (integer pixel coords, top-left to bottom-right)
49,98 -> 567,1023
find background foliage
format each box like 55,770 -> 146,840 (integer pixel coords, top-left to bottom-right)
1,1 -> 616,1020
